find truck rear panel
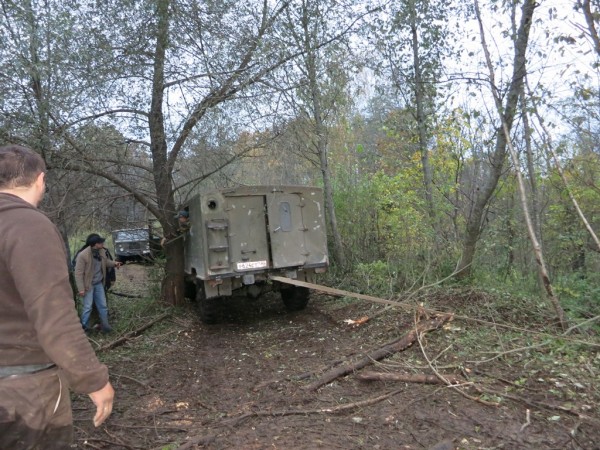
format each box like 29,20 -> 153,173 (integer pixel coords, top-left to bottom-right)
184,185 -> 328,295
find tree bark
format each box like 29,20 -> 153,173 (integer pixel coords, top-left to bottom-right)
301,3 -> 346,268
148,0 -> 184,305
581,0 -> 600,57
409,3 -> 434,221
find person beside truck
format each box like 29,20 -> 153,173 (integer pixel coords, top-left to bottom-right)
74,235 -> 122,334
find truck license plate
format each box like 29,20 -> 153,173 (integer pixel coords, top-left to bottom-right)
236,260 -> 268,270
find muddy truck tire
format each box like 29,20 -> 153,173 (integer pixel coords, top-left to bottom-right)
195,283 -> 219,324
281,286 -> 310,311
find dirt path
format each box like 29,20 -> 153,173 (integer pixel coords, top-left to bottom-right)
72,265 -> 600,449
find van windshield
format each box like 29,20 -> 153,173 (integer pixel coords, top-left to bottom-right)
115,229 -> 149,241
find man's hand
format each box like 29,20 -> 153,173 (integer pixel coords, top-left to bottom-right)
78,290 -> 85,296
114,261 -> 123,268
88,381 -> 115,427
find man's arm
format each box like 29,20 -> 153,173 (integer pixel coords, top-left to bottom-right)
74,250 -> 86,294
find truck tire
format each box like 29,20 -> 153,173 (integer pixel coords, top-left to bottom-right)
196,282 -> 219,324
281,286 -> 310,311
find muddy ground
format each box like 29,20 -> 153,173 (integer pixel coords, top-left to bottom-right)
72,264 -> 600,449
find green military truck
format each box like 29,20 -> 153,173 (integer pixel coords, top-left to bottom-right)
183,185 -> 329,323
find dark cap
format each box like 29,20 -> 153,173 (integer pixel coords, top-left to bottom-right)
174,210 -> 189,219
88,235 -> 106,245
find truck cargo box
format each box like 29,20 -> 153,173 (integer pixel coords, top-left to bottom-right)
182,185 -> 329,323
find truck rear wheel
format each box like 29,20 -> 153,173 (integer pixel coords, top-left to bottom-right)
281,286 -> 310,311
196,282 -> 219,324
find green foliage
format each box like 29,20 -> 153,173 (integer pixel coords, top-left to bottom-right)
554,272 -> 600,331
355,260 -> 397,297
331,167 -> 381,264
330,108 -> 468,285
107,290 -> 167,333
543,153 -> 600,278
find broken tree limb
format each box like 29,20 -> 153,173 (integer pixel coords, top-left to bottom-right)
356,371 -> 461,385
108,291 -> 144,299
417,316 -> 497,407
97,312 -> 170,352
221,389 -> 404,427
303,313 -> 453,392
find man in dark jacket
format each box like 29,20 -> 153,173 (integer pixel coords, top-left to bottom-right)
0,144 -> 114,449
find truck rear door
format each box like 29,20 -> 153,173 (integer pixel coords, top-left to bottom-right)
266,192 -> 307,268
226,195 -> 270,272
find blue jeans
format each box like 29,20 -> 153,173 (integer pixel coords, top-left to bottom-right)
81,283 -> 110,330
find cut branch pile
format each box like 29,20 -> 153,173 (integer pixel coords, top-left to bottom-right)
97,312 -> 170,352
303,313 -> 453,391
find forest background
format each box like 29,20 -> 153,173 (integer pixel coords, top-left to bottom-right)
1,0 -> 600,329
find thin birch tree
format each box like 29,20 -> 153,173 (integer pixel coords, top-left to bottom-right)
455,0 -> 537,279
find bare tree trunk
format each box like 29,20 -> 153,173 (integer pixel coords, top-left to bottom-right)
149,0 -> 184,306
504,191 -> 515,280
455,0 -> 536,279
521,90 -> 546,289
475,0 -> 567,329
581,0 -> 600,56
318,139 -> 346,267
301,3 -> 346,268
409,4 -> 434,221
503,121 -> 568,330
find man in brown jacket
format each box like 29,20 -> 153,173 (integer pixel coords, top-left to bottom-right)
75,235 -> 121,333
0,145 -> 115,449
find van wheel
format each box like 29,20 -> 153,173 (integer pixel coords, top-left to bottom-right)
196,283 -> 219,324
281,286 -> 310,311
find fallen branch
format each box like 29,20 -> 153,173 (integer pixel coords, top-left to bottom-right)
168,389 -> 406,449
474,385 -> 600,426
79,438 -> 139,449
520,409 -> 531,431
417,320 -> 497,407
172,434 -> 217,450
97,312 -> 170,352
108,291 -> 144,299
113,373 -> 149,388
356,371 -> 461,385
303,313 -> 453,392
564,315 -> 600,335
222,389 -> 404,427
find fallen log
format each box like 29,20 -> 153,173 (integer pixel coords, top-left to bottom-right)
303,313 -> 452,391
108,290 -> 144,299
356,371 -> 461,385
97,312 -> 170,352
